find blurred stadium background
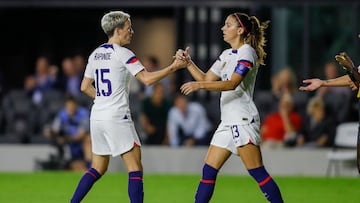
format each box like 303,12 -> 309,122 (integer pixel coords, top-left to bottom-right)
0,0 -> 359,202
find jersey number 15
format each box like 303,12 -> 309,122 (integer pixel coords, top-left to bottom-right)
95,68 -> 112,96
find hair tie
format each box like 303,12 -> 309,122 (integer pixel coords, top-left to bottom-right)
233,13 -> 247,33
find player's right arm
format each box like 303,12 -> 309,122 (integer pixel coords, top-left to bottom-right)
119,47 -> 186,86
80,77 -> 96,99
299,75 -> 355,92
135,59 -> 186,86
176,47 -> 219,82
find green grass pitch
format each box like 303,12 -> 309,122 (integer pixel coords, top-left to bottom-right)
0,172 -> 358,202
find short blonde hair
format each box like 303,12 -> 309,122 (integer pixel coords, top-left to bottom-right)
101,11 -> 130,37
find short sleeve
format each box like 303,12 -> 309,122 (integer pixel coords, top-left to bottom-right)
209,50 -> 227,77
237,47 -> 256,69
117,47 -> 144,76
84,63 -> 94,79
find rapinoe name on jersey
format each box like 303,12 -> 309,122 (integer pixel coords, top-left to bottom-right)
94,52 -> 112,60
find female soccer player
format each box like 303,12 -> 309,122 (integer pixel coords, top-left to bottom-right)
176,13 -> 283,203
70,11 -> 186,203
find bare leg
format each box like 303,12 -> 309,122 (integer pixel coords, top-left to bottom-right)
91,154 -> 110,175
237,144 -> 283,203
195,145 -> 231,203
121,145 -> 143,172
237,143 -> 263,169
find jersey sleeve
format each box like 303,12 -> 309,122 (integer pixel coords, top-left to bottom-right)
117,47 -> 144,76
237,49 -> 256,69
84,60 -> 94,79
209,50 -> 227,77
233,49 -> 256,76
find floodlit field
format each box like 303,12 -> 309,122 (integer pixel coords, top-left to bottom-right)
0,172 -> 358,203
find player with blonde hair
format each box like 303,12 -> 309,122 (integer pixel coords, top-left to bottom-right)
70,11 -> 186,203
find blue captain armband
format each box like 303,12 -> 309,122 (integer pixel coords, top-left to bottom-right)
234,60 -> 253,77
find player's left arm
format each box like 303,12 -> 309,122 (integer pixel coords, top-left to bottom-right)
80,77 -> 96,99
180,60 -> 250,95
180,74 -> 243,95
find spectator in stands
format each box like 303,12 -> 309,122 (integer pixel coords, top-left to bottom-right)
271,67 -> 298,101
24,56 -> 58,105
296,96 -> 335,148
59,57 -> 82,96
261,92 -> 302,149
256,67 -> 307,121
316,61 -> 352,124
139,83 -> 171,145
44,94 -> 91,171
72,53 -> 87,76
141,55 -> 173,97
167,93 -> 212,147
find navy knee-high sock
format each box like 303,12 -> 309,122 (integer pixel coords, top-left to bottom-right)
70,167 -> 101,203
128,171 -> 144,203
248,166 -> 283,203
195,164 -> 219,203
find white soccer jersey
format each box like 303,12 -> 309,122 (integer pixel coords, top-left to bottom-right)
84,43 -> 144,121
210,44 -> 260,125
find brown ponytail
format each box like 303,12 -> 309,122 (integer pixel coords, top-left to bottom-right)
233,13 -> 270,66
246,16 -> 270,66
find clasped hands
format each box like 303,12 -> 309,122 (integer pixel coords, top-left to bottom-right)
174,47 -> 192,66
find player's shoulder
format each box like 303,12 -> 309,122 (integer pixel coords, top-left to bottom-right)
221,48 -> 233,55
112,44 -> 134,55
239,44 -> 256,54
217,49 -> 233,60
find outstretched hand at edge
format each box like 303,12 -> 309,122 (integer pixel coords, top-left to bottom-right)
299,78 -> 323,91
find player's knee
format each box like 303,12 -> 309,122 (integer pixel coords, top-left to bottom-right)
126,163 -> 143,172
91,165 -> 108,175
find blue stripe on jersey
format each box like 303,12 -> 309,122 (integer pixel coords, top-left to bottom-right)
231,50 -> 238,54
100,44 -> 114,50
126,56 -> 139,64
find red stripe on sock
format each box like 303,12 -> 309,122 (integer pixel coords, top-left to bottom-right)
258,176 -> 272,186
200,179 -> 215,184
129,177 -> 143,181
86,171 -> 97,179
